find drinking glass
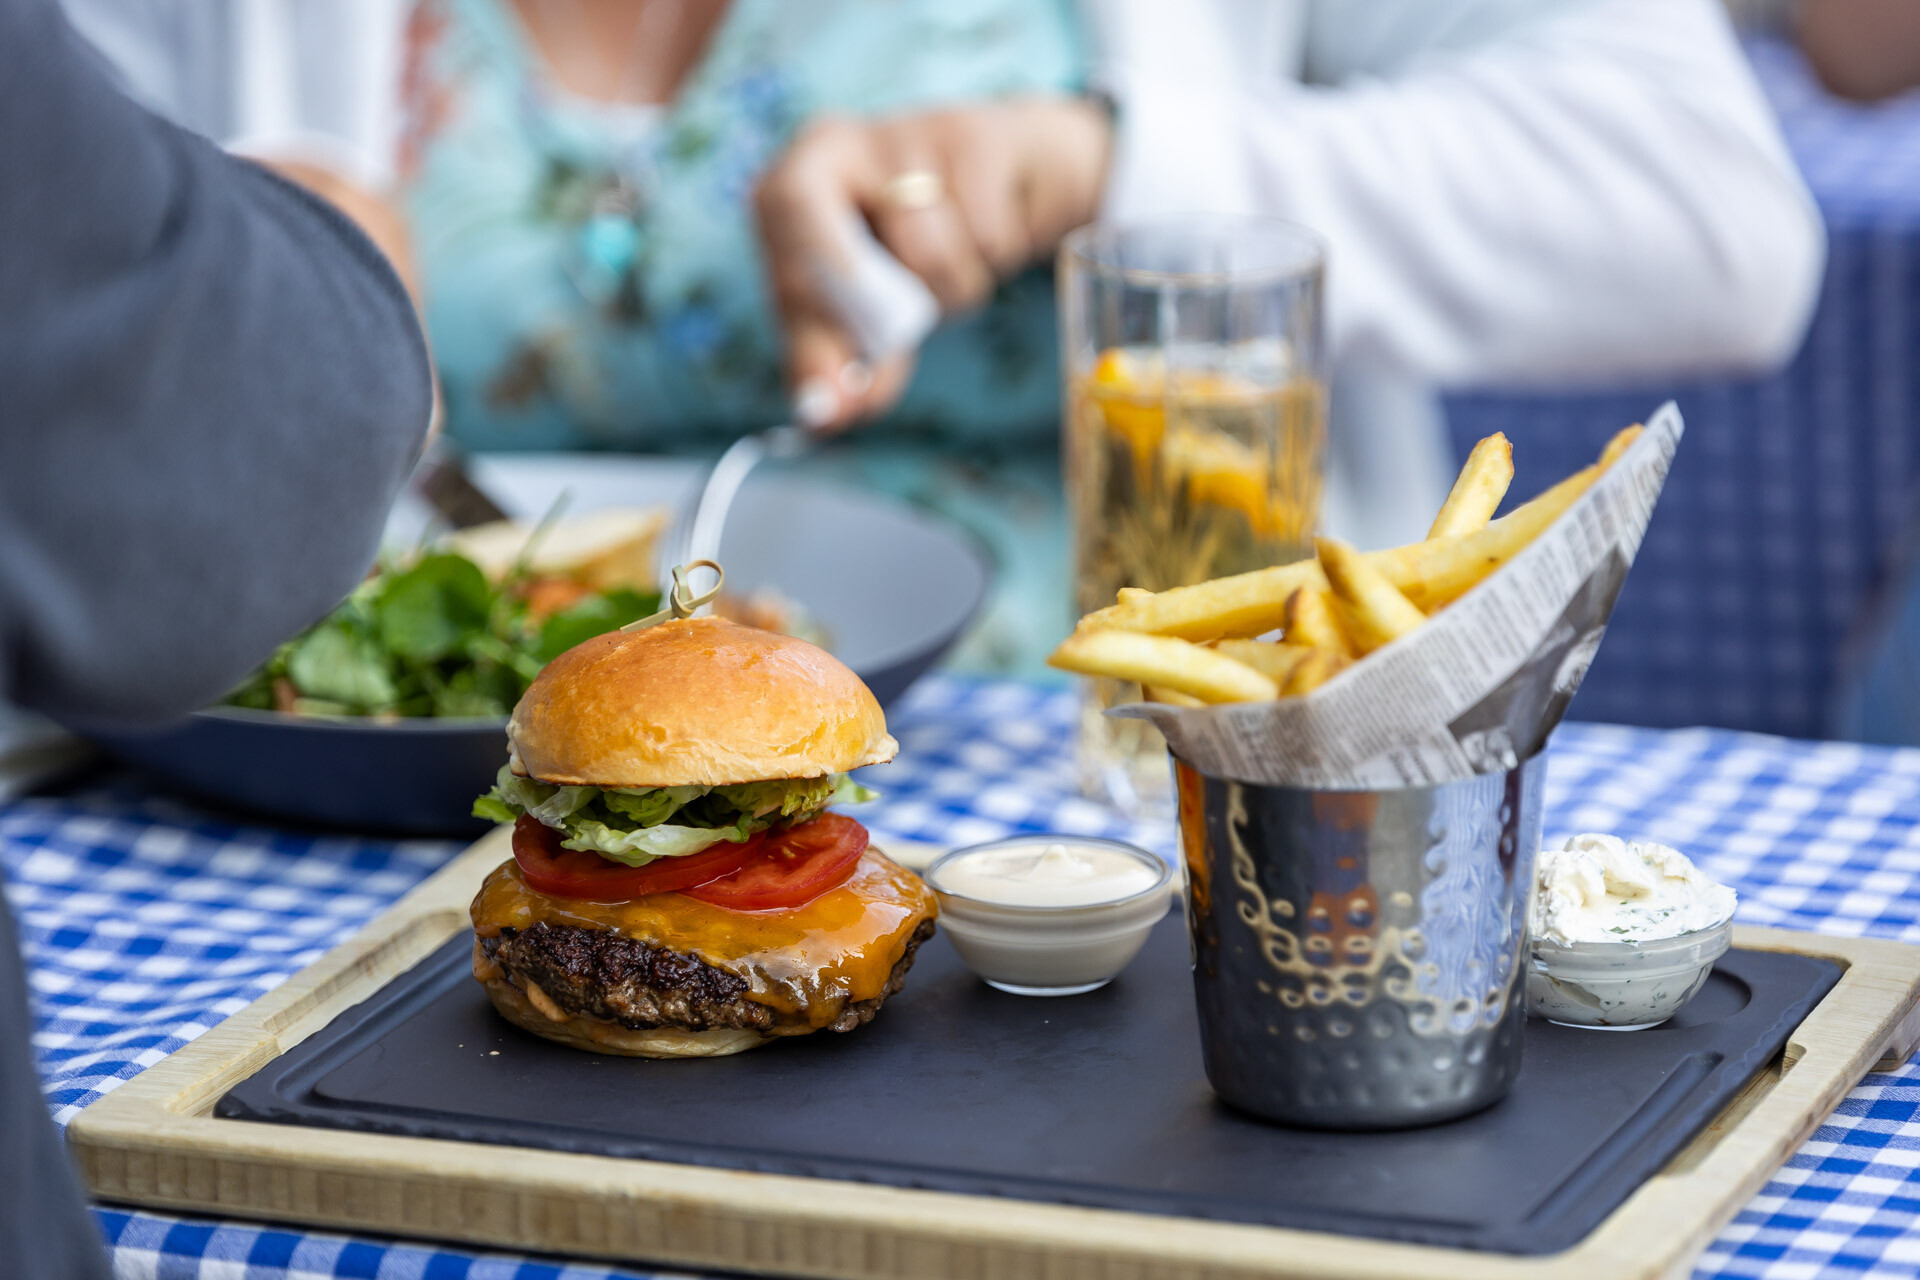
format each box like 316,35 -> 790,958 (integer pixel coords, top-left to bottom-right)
1059,218 -> 1327,814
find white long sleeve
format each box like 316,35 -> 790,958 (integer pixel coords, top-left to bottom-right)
1095,0 -> 1826,387
60,0 -> 408,190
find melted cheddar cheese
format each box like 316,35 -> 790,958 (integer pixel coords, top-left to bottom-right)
470,849 -> 937,1029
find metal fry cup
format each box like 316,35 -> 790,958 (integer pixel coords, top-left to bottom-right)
1175,754 -> 1544,1130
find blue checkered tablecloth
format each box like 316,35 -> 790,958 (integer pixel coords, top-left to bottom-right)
1444,36 -> 1920,742
14,675 -> 1920,1278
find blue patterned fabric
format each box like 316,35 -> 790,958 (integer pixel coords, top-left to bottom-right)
1444,36 -> 1920,741
411,0 -> 1080,451
11,677 -> 1920,1276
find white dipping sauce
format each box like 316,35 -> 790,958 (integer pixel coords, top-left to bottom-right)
932,840 -> 1161,908
1531,833 -> 1737,946
1526,833 -> 1738,1029
927,837 -> 1172,996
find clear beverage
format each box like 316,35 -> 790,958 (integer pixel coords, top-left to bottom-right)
1059,222 -> 1326,814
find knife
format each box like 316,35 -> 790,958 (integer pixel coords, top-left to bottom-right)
414,438 -> 510,530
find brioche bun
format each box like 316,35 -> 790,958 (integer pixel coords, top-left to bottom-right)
481,973 -> 768,1058
507,615 -> 896,787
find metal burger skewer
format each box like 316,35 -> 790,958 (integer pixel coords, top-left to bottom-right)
664,213 -> 940,588
675,425 -> 809,576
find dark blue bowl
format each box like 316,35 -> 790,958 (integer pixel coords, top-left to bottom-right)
92,710 -> 512,837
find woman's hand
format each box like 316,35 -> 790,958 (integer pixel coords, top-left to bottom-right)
755,96 -> 1111,429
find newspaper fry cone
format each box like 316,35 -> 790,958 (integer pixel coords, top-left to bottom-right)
1112,402 -> 1683,789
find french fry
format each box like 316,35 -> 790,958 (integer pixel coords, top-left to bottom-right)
1280,647 -> 1349,697
1281,586 -> 1353,657
1211,639 -> 1318,686
1060,420 -> 1645,710
1078,429 -> 1611,638
1371,463 -> 1599,612
1598,424 -> 1643,469
1143,684 -> 1206,709
1048,630 -> 1279,703
1316,537 -> 1427,653
1427,433 -> 1513,538
1076,558 -> 1328,642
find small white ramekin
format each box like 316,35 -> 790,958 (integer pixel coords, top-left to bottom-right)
1526,918 -> 1733,1030
925,837 -> 1174,997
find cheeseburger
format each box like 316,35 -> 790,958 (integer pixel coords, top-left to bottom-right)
469,616 -> 937,1057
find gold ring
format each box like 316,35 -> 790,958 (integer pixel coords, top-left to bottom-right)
881,169 -> 945,212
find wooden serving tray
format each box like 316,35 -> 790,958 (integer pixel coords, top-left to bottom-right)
69,829 -> 1920,1280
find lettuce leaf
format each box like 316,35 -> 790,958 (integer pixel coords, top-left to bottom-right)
471,794 -> 517,824
826,775 -> 880,807
525,784 -> 599,827
471,766 -> 878,867
560,819 -> 740,863
600,785 -> 706,826
490,770 -> 583,821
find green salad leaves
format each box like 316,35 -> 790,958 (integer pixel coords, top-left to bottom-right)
225,552 -> 659,719
474,766 -> 877,865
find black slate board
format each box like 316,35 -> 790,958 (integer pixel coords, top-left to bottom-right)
218,920 -> 1838,1256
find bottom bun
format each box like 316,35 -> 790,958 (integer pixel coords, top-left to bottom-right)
482,974 -> 769,1059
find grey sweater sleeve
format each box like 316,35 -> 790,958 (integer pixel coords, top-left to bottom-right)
0,888 -> 111,1280
0,0 -> 433,726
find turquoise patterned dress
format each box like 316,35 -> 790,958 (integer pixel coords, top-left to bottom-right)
404,0 -> 1084,673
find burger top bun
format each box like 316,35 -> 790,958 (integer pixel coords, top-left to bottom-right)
507,616 -> 898,788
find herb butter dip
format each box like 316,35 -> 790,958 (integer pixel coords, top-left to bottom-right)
1533,833 -> 1737,945
1527,834 -> 1737,1029
926,837 -> 1173,996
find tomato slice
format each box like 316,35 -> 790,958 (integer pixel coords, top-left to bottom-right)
684,812 -> 869,911
511,814 -> 761,902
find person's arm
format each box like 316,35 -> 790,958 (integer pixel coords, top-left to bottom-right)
59,0 -> 419,287
0,0 -> 434,724
227,0 -> 420,291
1796,0 -> 1920,102
1097,0 -> 1826,385
0,891 -> 110,1280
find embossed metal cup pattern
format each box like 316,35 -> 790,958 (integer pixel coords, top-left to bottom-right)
1176,755 -> 1544,1129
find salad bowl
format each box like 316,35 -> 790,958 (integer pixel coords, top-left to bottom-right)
91,458 -> 987,835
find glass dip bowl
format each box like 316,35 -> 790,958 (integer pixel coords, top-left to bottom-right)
925,837 -> 1174,996
1526,917 -> 1733,1030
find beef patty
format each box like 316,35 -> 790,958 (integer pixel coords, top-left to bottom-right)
479,918 -> 935,1036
